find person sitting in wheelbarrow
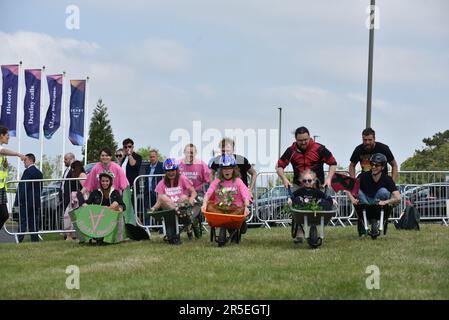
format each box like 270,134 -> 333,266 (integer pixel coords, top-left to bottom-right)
288,169 -> 336,244
346,153 -> 400,207
201,154 -> 252,244
149,158 -> 197,245
346,153 -> 401,237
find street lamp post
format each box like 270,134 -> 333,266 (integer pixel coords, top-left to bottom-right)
366,0 -> 376,129
278,107 -> 282,159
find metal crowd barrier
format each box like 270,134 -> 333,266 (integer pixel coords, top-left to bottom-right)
133,174 -> 166,233
252,170 -> 449,228
4,177 -> 83,243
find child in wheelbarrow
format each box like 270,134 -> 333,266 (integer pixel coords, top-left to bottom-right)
288,169 -> 335,244
149,158 -> 197,245
201,154 -> 252,244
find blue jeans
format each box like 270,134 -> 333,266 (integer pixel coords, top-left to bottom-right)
358,188 -> 390,205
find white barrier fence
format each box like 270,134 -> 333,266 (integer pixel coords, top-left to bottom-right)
3,170 -> 448,242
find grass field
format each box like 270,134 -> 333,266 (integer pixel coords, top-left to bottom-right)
1,224 -> 448,300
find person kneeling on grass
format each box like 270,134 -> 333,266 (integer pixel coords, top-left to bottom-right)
80,170 -> 126,245
149,158 -> 197,245
201,155 -> 252,242
288,169 -> 336,244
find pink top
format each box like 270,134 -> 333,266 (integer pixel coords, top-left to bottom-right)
178,158 -> 211,192
84,162 -> 129,193
206,178 -> 252,207
155,174 -> 193,203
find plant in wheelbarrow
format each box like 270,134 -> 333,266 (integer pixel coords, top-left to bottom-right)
175,200 -> 194,239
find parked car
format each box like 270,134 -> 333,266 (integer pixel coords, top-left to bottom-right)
402,183 -> 449,220
11,181 -> 63,231
252,185 -> 290,222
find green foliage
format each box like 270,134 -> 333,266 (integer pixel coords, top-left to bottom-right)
291,199 -> 324,211
135,146 -> 165,162
86,99 -> 118,163
36,155 -> 63,179
401,130 -> 449,172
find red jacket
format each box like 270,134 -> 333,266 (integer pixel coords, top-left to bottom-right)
277,139 -> 337,185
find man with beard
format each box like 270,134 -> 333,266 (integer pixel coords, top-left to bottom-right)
349,128 -> 398,182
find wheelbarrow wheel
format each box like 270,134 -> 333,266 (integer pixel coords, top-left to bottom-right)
218,227 -> 227,247
369,219 -> 380,239
308,224 -> 319,249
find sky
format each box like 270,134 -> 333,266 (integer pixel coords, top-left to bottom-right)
1,0 -> 448,174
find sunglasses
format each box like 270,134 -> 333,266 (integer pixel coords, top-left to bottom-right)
124,145 -> 133,149
116,154 -> 123,158
302,179 -> 314,183
371,162 -> 383,168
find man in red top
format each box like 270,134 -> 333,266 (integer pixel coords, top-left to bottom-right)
276,127 -> 337,192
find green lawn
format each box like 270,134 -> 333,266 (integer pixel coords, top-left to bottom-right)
1,224 -> 448,300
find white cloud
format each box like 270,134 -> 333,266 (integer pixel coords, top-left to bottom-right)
130,38 -> 192,73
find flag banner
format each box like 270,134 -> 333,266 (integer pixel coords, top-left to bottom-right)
23,69 -> 41,139
68,80 -> 85,146
0,65 -> 19,136
331,173 -> 360,197
43,74 -> 62,139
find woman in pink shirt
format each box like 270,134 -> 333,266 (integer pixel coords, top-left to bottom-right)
83,148 -> 129,194
149,158 -> 197,245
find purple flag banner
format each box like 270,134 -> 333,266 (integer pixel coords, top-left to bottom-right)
0,65 -> 19,136
43,74 -> 62,139
69,80 -> 85,146
23,69 -> 41,139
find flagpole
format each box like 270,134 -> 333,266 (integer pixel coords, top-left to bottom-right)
84,76 -> 89,167
39,66 -> 45,172
62,71 -> 66,174
16,61 -> 23,180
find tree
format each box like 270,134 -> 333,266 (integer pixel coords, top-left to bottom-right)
86,99 -> 118,163
400,130 -> 449,183
136,146 -> 165,162
36,155 -> 63,179
401,130 -> 449,171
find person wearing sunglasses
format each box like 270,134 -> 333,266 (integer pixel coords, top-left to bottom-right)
288,169 -> 335,244
115,149 -> 124,164
121,138 -> 142,189
347,153 -> 400,207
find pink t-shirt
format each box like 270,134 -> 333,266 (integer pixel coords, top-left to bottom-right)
155,174 -> 193,203
178,158 -> 211,192
84,162 -> 129,193
206,178 -> 252,207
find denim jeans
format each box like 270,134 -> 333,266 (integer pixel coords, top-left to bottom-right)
358,188 -> 390,205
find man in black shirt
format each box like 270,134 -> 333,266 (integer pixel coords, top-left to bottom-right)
121,138 -> 142,188
347,153 -> 400,206
349,128 -> 398,182
209,137 -> 256,193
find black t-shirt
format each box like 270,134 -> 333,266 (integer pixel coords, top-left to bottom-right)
359,171 -> 398,198
350,142 -> 394,175
292,187 -> 332,202
122,152 -> 142,186
209,154 -> 252,187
